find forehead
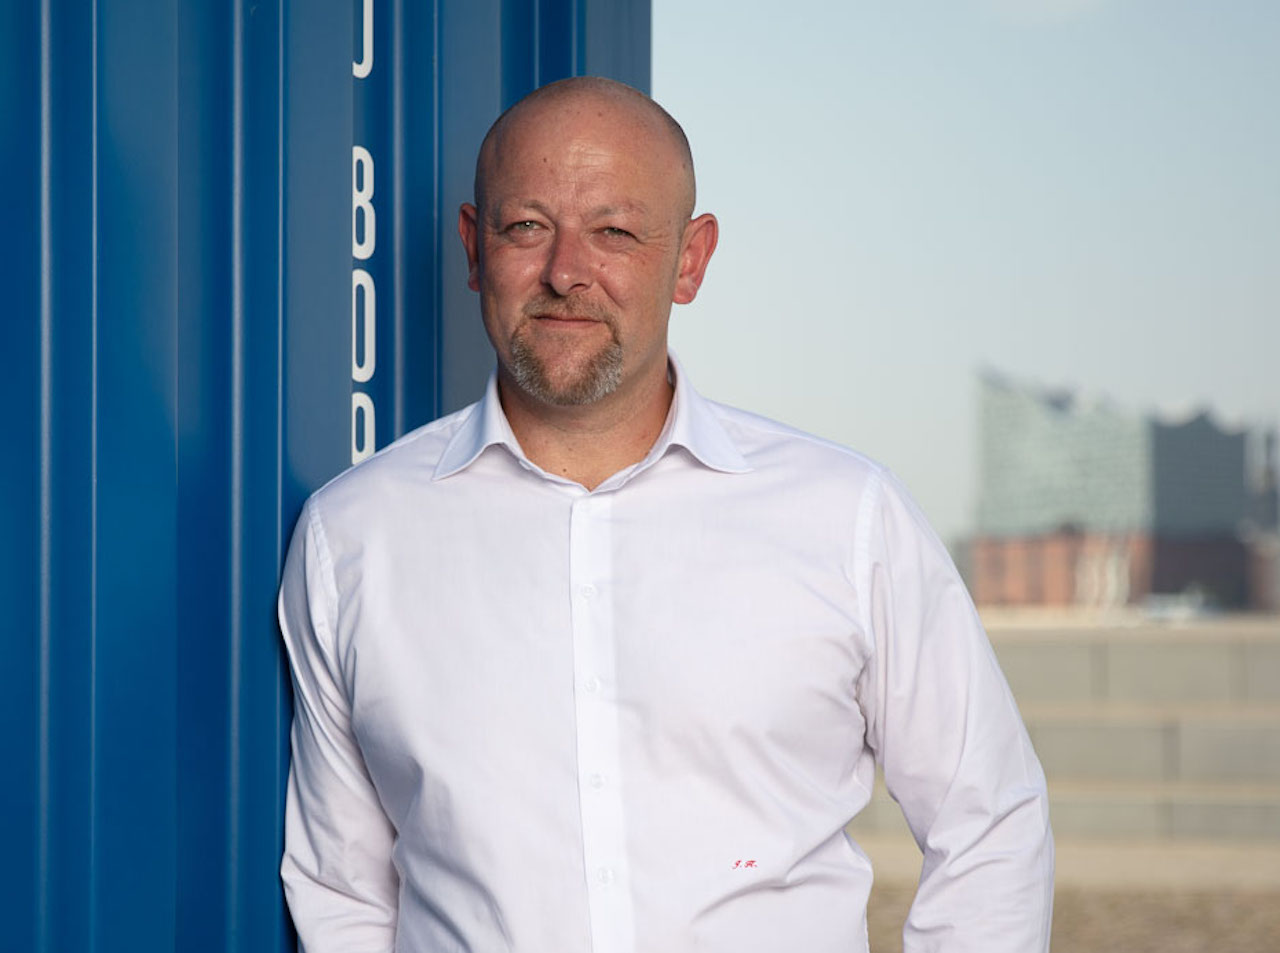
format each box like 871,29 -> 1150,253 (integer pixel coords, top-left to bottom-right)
481,95 -> 687,212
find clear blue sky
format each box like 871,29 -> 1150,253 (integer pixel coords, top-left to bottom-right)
653,0 -> 1280,540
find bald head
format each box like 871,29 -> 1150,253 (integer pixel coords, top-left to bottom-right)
474,77 -> 697,224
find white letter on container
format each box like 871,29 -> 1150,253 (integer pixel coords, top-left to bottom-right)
353,0 -> 373,78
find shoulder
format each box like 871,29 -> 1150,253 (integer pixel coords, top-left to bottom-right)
305,401 -> 479,524
705,397 -> 889,487
699,396 -> 942,551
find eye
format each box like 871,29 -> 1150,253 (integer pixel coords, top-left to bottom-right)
601,226 -> 635,240
506,220 -> 542,233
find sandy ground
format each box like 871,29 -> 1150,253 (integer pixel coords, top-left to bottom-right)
867,884 -> 1280,953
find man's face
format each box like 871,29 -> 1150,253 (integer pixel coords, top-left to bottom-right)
459,96 -> 708,409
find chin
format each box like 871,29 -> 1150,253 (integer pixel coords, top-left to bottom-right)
509,341 -> 625,407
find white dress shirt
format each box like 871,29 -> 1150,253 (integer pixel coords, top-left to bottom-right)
279,360 -> 1054,953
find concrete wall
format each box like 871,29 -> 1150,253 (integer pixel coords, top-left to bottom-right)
850,618 -> 1280,843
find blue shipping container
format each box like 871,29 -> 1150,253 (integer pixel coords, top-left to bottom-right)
0,2 -> 650,949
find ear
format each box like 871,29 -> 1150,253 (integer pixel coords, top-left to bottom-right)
672,213 -> 718,305
458,203 -> 481,292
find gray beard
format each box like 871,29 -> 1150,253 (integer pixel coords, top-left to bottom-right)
508,330 -> 624,406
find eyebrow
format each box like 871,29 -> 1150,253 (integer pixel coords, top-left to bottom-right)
590,202 -> 650,217
487,199 -> 651,223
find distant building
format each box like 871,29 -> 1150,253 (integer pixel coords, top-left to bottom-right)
970,372 -> 1278,610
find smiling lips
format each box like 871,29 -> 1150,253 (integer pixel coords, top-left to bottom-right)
534,313 -> 599,325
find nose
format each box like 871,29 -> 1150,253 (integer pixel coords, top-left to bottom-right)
542,230 -> 593,296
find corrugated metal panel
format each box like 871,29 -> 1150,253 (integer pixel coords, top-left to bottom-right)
0,2 -> 649,950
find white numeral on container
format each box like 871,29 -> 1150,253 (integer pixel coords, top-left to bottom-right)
352,146 -> 375,260
352,268 -> 376,383
352,391 -> 376,463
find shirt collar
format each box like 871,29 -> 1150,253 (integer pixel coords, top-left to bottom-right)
432,371 -> 525,480
432,354 -> 753,483
661,355 -> 753,475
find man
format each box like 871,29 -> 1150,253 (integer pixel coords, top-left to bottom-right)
279,77 -> 1053,952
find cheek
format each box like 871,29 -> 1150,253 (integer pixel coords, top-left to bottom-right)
483,243 -> 543,287
605,257 -> 671,302
626,263 -> 679,314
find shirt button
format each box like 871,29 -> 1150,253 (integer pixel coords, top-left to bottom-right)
580,583 -> 597,599
597,867 -> 615,885
583,676 -> 601,694
589,772 -> 605,789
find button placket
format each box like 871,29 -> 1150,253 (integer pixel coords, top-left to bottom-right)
568,494 -> 635,953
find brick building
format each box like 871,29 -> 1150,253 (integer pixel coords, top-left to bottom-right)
970,373 -> 1278,609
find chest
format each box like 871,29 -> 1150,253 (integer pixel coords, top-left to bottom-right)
329,477 -> 870,808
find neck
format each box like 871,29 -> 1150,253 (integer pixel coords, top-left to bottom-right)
498,366 -> 674,490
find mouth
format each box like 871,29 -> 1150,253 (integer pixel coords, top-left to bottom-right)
518,296 -> 618,343
530,313 -> 604,327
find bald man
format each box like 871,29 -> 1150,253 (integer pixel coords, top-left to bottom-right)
279,77 -> 1053,953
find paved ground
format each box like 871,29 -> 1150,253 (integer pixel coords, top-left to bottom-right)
859,834 -> 1280,952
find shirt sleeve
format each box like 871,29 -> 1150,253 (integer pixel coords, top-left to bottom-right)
278,496 -> 399,952
856,471 -> 1054,953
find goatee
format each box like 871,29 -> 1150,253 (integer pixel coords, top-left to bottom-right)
508,300 -> 624,406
